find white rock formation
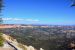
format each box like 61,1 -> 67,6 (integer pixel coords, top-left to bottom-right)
40,48 -> 44,50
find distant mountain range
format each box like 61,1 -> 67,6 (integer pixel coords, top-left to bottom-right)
0,24 -> 75,28
0,24 -> 49,28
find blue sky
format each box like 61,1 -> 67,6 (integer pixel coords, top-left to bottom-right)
2,0 -> 75,25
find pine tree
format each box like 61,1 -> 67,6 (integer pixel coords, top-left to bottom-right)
71,0 -> 75,7
0,0 -> 3,24
0,0 -> 3,12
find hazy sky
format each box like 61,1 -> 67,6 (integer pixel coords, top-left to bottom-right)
2,0 -> 75,25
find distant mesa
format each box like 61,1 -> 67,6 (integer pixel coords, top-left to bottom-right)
0,24 -> 49,28
0,24 -> 18,28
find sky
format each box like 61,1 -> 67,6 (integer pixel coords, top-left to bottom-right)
1,0 -> 75,25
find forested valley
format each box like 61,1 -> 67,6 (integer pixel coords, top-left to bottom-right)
1,25 -> 75,50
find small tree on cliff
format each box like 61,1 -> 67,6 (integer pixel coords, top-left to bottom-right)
71,0 -> 75,7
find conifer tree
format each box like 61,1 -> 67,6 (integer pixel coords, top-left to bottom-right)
0,0 -> 3,24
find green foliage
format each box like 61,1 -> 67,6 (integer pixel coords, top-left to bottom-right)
0,38 -> 4,46
0,33 -> 4,47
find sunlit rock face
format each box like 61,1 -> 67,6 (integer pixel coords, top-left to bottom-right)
40,48 -> 44,50
25,46 -> 44,50
2,34 -> 44,50
27,46 -> 35,50
26,46 -> 44,50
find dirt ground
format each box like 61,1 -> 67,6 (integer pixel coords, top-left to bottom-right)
0,48 -> 14,50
